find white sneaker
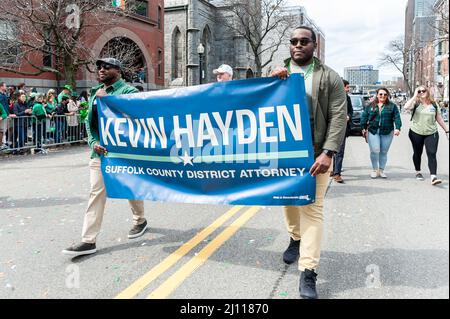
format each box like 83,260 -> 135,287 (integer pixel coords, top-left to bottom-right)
431,177 -> 442,185
379,170 -> 387,178
370,171 -> 378,179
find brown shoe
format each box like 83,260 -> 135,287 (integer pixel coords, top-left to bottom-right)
333,175 -> 344,183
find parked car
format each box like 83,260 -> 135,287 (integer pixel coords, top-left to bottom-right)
348,94 -> 368,136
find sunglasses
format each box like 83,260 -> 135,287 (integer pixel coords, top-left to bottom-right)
378,93 -> 388,96
97,63 -> 116,71
290,38 -> 314,46
418,90 -> 427,94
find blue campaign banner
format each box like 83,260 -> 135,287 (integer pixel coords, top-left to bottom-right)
98,73 -> 316,206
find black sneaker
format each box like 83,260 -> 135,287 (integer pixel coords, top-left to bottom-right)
416,173 -> 424,180
128,220 -> 148,239
283,237 -> 300,264
431,177 -> 442,185
299,269 -> 318,299
62,242 -> 97,257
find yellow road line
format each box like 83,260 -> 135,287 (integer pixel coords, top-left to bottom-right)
147,206 -> 261,299
115,205 -> 244,299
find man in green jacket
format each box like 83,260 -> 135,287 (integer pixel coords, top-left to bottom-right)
62,58 -> 147,257
271,26 -> 347,299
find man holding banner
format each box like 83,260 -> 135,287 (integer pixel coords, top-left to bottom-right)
62,58 -> 148,257
272,26 -> 347,299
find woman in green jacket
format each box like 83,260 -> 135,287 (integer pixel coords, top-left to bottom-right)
361,88 -> 402,179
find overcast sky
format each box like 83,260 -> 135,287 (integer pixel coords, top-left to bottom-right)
288,0 -> 408,81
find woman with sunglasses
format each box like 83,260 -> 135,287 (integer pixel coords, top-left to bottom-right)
404,86 -> 448,185
361,88 -> 402,179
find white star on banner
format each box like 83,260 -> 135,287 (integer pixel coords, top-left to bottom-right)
179,151 -> 194,166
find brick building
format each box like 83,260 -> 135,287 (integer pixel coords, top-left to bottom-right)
0,0 -> 165,93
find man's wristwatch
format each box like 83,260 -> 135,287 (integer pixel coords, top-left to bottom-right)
322,149 -> 335,158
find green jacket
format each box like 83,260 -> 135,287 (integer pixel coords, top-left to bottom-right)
360,101 -> 402,135
0,103 -> 7,119
45,101 -> 56,114
284,57 -> 347,157
86,79 -> 138,159
32,103 -> 47,122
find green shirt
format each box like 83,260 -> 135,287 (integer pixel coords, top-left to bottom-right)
410,103 -> 439,136
32,103 -> 47,122
86,79 -> 139,159
289,60 -> 314,131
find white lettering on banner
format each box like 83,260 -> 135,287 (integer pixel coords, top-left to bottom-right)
105,166 -> 184,177
197,113 -> 219,147
102,104 -> 304,149
105,165 -> 145,175
236,109 -> 258,144
114,118 -> 127,147
186,170 -> 237,179
278,104 -> 302,142
146,118 -> 167,149
128,118 -> 141,148
100,118 -> 117,146
174,114 -> 195,148
259,106 -> 277,143
240,168 -> 306,178
212,111 -> 233,145
104,166 -> 306,179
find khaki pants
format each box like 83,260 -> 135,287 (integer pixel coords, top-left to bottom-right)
283,168 -> 331,271
81,158 -> 145,243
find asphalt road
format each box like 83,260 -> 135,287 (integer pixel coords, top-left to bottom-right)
0,114 -> 448,299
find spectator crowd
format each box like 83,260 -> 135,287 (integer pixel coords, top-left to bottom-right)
0,81 -> 89,154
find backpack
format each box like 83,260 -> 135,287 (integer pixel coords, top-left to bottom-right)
410,102 -> 438,121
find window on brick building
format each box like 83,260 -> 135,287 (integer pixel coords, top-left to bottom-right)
437,61 -> 442,75
158,6 -> 162,29
131,0 -> 148,17
437,41 -> 443,56
158,49 -> 162,78
0,19 -> 19,64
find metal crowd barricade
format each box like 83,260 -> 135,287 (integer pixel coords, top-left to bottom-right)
42,114 -> 87,148
1,114 -> 86,154
1,116 -> 37,152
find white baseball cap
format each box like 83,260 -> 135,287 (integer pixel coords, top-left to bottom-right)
213,64 -> 233,77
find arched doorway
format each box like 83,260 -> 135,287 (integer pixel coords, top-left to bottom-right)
246,69 -> 254,79
99,37 -> 146,83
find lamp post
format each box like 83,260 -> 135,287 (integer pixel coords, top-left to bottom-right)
197,43 -> 205,84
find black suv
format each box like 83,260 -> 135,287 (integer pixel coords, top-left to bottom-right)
348,94 -> 369,136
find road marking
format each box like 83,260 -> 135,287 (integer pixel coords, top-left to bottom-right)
115,205 -> 244,299
147,206 -> 261,299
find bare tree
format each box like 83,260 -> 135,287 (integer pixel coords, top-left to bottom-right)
218,0 -> 294,78
425,0 -> 449,42
0,0 -> 142,89
99,37 -> 146,83
379,37 -> 414,97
